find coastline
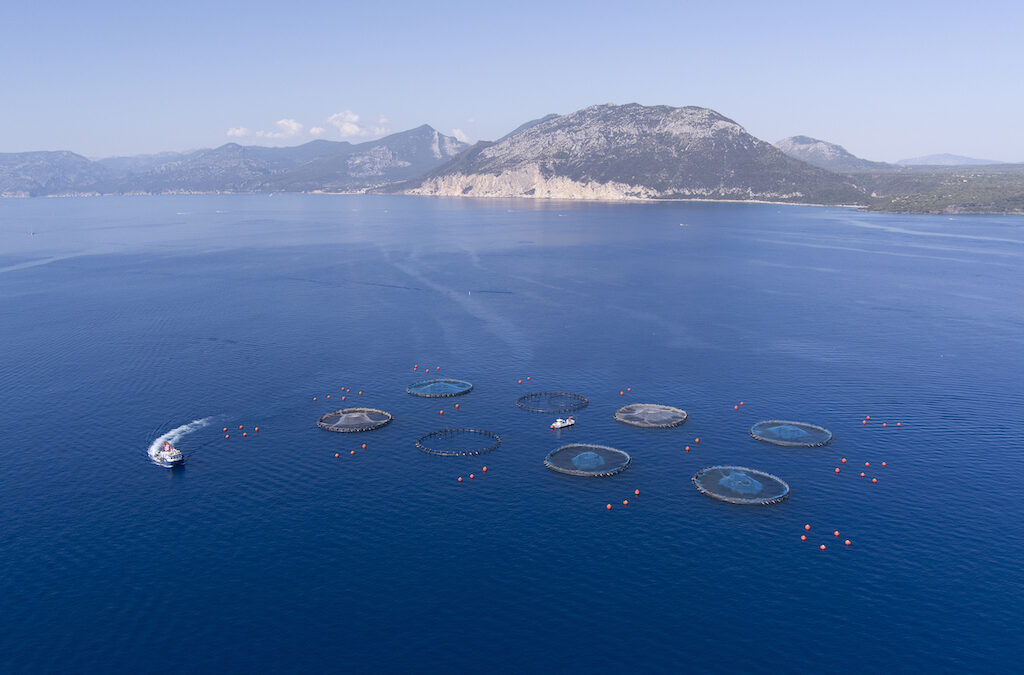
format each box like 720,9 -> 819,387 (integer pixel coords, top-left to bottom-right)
2,189 -> 1019,215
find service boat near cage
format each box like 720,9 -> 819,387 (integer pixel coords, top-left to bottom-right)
550,417 -> 575,429
153,441 -> 184,468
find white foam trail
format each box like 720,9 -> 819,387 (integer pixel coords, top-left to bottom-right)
148,417 -> 213,461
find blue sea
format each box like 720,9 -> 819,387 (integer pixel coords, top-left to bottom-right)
1,195 -> 1022,672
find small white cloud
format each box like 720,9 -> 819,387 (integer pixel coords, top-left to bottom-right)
328,110 -> 367,137
377,115 -> 389,124
309,126 -> 325,137
372,126 -> 390,136
466,118 -> 476,124
227,127 -> 250,137
255,118 -> 304,139
451,128 -> 470,143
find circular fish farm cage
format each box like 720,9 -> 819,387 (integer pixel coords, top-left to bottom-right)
544,444 -> 631,477
406,378 -> 474,398
516,392 -> 589,414
317,408 -> 393,433
692,466 -> 790,505
614,403 -> 688,428
750,420 -> 833,447
415,428 -> 502,456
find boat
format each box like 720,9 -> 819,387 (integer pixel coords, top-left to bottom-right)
153,440 -> 184,468
550,417 -> 575,429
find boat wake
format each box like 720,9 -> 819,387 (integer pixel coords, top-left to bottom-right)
148,417 -> 213,465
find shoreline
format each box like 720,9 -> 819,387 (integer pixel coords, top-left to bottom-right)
2,190 -> 1020,215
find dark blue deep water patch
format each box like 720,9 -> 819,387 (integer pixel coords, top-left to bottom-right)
1,195 -> 1022,672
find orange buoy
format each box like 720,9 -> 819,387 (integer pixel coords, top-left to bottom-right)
341,396 -> 345,401
622,500 -> 629,506
860,472 -> 865,477
313,397 -> 317,401
865,462 -> 870,467
425,369 -> 430,373
350,450 -> 355,455
800,535 -> 807,541
872,478 -> 878,483
225,434 -> 229,439
845,539 -> 851,546
881,461 -> 887,467
620,391 -> 624,396
361,443 -> 366,449
326,395 -> 330,399
469,474 -> 475,479
334,453 -> 339,458
820,544 -> 826,551
734,405 -> 739,410
634,489 -> 640,495
606,504 -> 612,510
896,422 -> 901,427
695,438 -> 700,443
518,379 -> 522,384
804,524 -> 811,531
439,410 -> 444,415
239,425 -> 243,429
436,366 -> 440,371
862,420 -> 867,425
454,403 -> 459,409
627,387 -> 631,392
833,530 -> 840,537
223,427 -> 227,432
834,468 -> 840,473
527,376 -> 531,380
254,427 -> 259,432
482,466 -> 487,472
841,458 -> 847,463
242,432 -> 247,437
685,446 -> 690,452
883,422 -> 887,427
739,401 -> 744,406
457,477 -> 463,482
358,391 -> 362,396
866,416 -> 871,420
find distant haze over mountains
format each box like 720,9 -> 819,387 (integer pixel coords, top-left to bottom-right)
0,125 -> 467,197
896,153 -> 1004,166
2,103 -> 1023,213
774,136 -> 893,172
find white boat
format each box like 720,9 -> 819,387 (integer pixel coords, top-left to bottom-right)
153,440 -> 184,468
550,417 -> 575,429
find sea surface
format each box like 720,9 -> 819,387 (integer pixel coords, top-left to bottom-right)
1,195 -> 1022,672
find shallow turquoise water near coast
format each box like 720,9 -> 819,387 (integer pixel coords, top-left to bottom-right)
1,194 -> 1022,671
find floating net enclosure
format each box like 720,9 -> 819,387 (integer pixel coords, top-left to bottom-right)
750,420 -> 833,447
544,444 -> 631,477
692,466 -> 790,505
406,378 -> 474,398
416,428 -> 501,456
614,403 -> 688,428
516,392 -> 589,414
317,408 -> 393,433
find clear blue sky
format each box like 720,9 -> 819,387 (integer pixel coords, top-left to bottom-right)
2,0 -> 1021,161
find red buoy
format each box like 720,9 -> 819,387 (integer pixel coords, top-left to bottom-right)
734,405 -> 739,410
800,535 -> 807,541
804,524 -> 811,531
334,453 -> 339,458
622,500 -> 629,506
833,530 -> 840,537
482,466 -> 487,472
634,489 -> 640,495
457,477 -> 463,482
469,474 -> 475,479
845,539 -> 851,546
606,504 -> 612,510
881,461 -> 887,467
361,443 -> 366,449
872,478 -> 878,483
834,468 -> 840,473
841,458 -> 847,463
820,544 -> 826,551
